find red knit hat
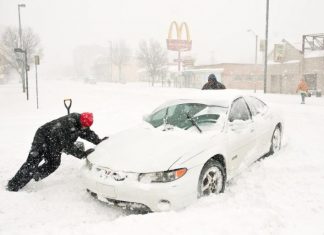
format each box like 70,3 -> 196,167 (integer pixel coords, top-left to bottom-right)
80,112 -> 93,127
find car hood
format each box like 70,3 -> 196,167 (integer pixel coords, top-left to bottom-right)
88,123 -> 216,173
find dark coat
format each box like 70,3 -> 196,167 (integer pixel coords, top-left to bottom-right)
7,113 -> 103,191
202,81 -> 226,90
34,113 -> 101,159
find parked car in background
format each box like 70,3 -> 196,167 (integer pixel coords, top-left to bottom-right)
82,91 -> 283,212
84,76 -> 97,84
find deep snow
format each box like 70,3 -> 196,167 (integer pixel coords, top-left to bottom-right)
0,81 -> 324,235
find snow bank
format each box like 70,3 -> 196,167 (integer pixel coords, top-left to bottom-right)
0,81 -> 323,235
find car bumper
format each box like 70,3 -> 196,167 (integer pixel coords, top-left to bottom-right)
81,164 -> 201,212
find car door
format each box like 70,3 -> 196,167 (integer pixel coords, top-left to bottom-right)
226,97 -> 257,175
244,96 -> 272,156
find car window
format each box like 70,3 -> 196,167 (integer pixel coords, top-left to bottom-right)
146,103 -> 226,129
244,96 -> 268,116
228,98 -> 251,122
148,105 -> 176,127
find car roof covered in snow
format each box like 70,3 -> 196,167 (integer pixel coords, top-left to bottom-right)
152,90 -> 244,111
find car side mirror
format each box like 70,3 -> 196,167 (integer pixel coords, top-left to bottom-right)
229,120 -> 245,131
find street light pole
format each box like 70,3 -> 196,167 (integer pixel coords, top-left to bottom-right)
247,29 -> 258,64
14,48 -> 29,100
255,35 -> 258,64
18,3 -> 26,93
24,50 -> 29,100
108,40 -> 113,82
247,29 -> 258,93
264,0 -> 270,94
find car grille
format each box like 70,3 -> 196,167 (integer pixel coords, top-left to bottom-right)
87,189 -> 151,213
94,166 -> 138,182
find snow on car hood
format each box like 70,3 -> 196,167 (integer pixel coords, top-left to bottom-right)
88,123 -> 216,173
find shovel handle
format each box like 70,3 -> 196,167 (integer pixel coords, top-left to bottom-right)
64,99 -> 72,114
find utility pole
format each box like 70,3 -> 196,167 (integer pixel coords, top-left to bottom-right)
264,0 -> 270,93
18,3 -> 26,93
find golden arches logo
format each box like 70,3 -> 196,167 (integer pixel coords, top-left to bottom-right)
167,21 -> 192,51
168,21 -> 191,41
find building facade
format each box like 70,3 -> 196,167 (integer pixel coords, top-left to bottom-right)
187,63 -> 263,90
186,37 -> 324,94
267,39 -> 324,94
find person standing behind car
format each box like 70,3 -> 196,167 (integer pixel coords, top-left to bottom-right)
296,79 -> 309,104
7,112 -> 108,192
202,74 -> 226,90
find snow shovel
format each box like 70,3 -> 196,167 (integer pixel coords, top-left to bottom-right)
63,98 -> 85,153
64,98 -> 72,114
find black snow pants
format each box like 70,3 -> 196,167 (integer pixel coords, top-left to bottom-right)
7,133 -> 62,191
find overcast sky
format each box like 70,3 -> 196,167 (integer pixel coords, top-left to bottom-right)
0,0 -> 323,74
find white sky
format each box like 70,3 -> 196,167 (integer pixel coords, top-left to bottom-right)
0,0 -> 323,74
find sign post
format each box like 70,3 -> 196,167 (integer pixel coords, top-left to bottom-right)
35,55 -> 40,109
14,48 -> 29,100
166,21 -> 192,72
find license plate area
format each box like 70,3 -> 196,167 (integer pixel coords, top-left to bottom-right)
96,168 -> 112,179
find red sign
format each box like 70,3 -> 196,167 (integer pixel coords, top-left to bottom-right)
167,39 -> 192,51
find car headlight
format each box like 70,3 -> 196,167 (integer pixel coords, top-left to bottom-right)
138,168 -> 187,183
86,159 -> 93,170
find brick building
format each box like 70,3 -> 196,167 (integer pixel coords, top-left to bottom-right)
185,36 -> 324,94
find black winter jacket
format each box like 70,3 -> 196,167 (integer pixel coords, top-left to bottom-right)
202,81 -> 226,90
34,113 -> 101,159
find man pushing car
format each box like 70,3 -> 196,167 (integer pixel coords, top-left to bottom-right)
7,112 -> 108,192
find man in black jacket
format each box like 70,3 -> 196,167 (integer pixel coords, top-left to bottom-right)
202,74 -> 226,90
7,112 -> 108,192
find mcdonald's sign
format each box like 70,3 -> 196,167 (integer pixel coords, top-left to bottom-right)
166,21 -> 192,51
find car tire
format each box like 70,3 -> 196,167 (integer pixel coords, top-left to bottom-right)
198,160 -> 226,198
270,126 -> 281,154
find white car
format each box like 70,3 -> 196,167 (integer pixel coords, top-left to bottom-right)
82,91 -> 283,212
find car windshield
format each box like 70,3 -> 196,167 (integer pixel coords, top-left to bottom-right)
146,103 -> 227,130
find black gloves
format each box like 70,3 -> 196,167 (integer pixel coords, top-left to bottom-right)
84,148 -> 95,158
101,136 -> 109,142
33,172 -> 41,182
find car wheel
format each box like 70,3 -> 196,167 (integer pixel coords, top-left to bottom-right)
270,126 -> 281,154
198,160 -> 226,198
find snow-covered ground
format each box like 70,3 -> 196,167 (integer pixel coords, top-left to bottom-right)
1,81 -> 324,235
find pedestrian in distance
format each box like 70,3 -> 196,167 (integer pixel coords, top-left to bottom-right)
296,79 -> 309,104
7,112 -> 108,192
202,74 -> 226,90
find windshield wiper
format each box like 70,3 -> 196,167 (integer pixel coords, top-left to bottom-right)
163,107 -> 171,131
186,112 -> 202,133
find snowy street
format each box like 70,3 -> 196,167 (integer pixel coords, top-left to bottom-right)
0,81 -> 324,235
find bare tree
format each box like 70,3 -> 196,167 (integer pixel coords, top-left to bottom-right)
137,39 -> 167,86
0,26 -> 42,83
0,48 -> 10,76
111,40 -> 131,83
